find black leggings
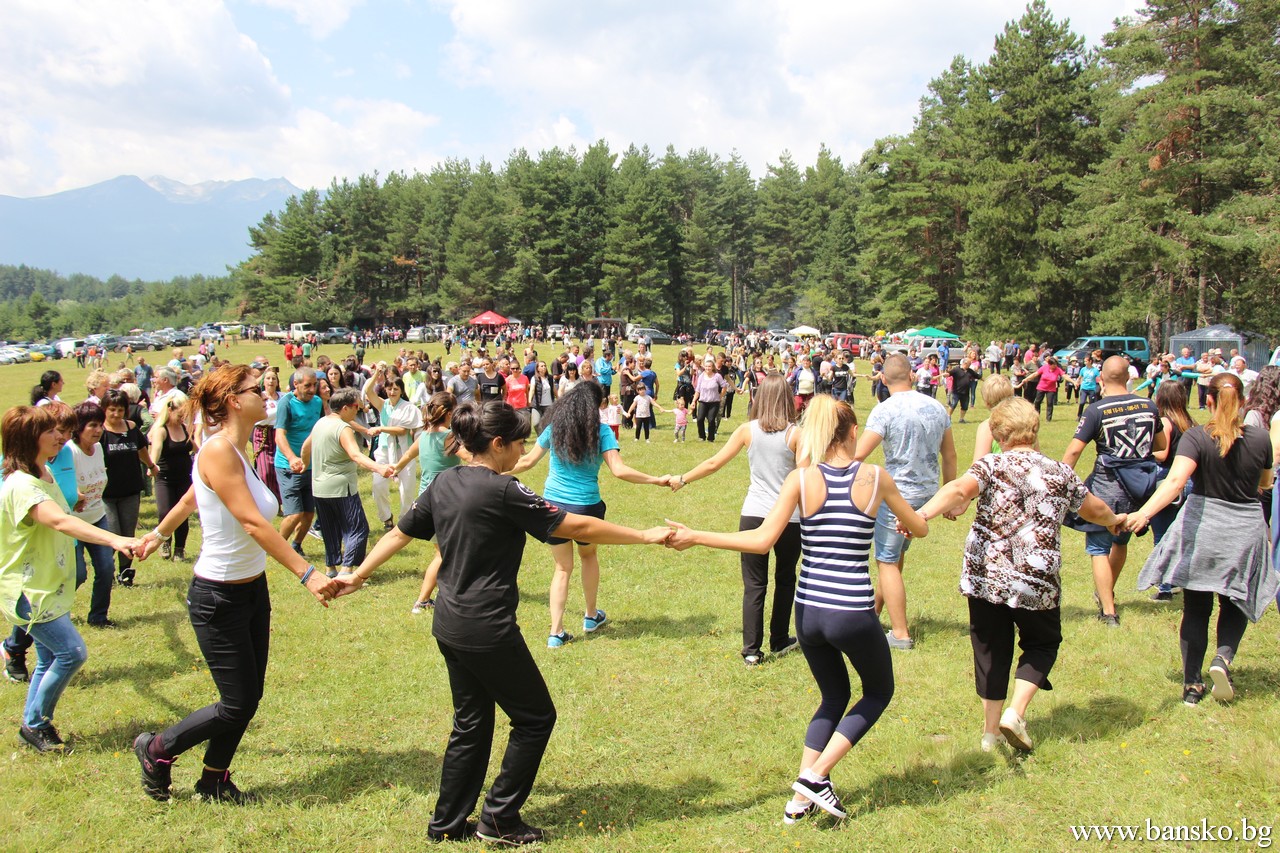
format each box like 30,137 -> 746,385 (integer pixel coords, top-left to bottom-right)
634,415 -> 652,440
1181,590 -> 1248,685
739,518 -> 801,658
1077,389 -> 1098,418
431,639 -> 556,839
794,604 -> 894,751
967,597 -> 1060,700
161,575 -> 270,769
696,400 -> 721,441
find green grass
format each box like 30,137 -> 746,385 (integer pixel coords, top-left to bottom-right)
3,346 -> 1279,851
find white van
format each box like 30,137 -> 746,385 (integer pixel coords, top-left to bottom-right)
54,338 -> 85,358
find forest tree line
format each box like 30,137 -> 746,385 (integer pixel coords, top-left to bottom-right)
2,0 -> 1276,349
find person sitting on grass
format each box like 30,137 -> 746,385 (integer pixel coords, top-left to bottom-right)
665,395 -> 928,824
911,397 -> 1126,753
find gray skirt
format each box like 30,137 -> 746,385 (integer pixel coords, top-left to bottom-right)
1137,494 -> 1278,622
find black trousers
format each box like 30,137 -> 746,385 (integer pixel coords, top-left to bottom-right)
430,639 -> 557,839
1033,389 -> 1057,420
1180,590 -> 1248,685
155,476 -> 192,552
696,400 -> 721,440
739,517 -> 801,658
161,574 -> 271,769
315,492 -> 370,569
967,596 -> 1060,700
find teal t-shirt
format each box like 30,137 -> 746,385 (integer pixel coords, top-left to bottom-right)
1079,366 -> 1101,391
273,392 -> 324,470
418,430 -> 461,493
537,422 -> 620,506
47,444 -> 79,507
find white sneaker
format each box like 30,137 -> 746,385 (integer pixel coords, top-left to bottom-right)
999,708 -> 1033,752
980,732 -> 1007,753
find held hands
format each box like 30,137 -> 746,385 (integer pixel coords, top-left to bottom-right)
135,532 -> 163,561
668,475 -> 685,493
662,519 -> 697,551
381,465 -> 397,479
304,571 -> 340,607
113,536 -> 147,560
289,457 -> 306,474
654,474 -> 672,488
641,526 -> 675,545
1119,512 -> 1143,534
332,572 -> 365,598
368,426 -> 383,437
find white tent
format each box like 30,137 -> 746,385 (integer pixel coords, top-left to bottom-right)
790,325 -> 820,336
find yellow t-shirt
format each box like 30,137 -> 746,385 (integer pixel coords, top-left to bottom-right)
0,471 -> 75,627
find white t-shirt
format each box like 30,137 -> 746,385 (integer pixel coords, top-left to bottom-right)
70,442 -> 108,523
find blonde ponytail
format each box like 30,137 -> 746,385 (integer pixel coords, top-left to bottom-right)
1205,372 -> 1244,457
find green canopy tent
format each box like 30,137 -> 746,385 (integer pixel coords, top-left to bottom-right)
914,326 -> 959,339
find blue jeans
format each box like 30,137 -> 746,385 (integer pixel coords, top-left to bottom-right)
75,514 -> 116,624
15,597 -> 88,730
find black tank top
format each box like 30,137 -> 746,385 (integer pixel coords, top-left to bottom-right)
157,426 -> 194,481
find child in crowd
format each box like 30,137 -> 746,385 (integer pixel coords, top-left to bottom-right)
600,394 -> 623,441
626,384 -> 665,442
672,397 -> 689,442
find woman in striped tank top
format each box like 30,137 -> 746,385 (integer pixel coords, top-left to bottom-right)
666,395 -> 928,823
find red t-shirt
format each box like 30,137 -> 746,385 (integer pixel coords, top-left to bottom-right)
505,372 -> 529,409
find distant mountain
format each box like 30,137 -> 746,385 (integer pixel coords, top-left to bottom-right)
0,175 -> 302,281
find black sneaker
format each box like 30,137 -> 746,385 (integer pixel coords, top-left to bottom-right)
291,542 -> 306,557
791,774 -> 846,819
783,797 -> 817,825
475,816 -> 545,846
2,646 -> 28,683
134,732 -> 173,801
1151,590 -> 1175,602
87,619 -> 118,629
173,549 -> 186,561
195,770 -> 257,804
1208,655 -> 1235,702
427,821 -> 477,842
117,568 -> 136,587
1183,684 -> 1206,706
772,637 -> 801,657
20,724 -> 71,754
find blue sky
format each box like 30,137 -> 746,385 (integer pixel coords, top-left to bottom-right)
0,0 -> 1138,197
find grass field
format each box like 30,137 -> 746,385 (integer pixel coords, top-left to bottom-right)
3,345 -> 1279,852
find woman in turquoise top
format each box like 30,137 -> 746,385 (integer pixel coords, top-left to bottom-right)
0,406 -> 140,753
507,382 -> 670,647
394,392 -> 464,614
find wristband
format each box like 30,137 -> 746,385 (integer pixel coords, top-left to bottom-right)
677,474 -> 685,485
300,565 -> 315,585
151,526 -> 171,541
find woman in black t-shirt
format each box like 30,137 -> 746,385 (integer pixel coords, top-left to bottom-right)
1129,373 -> 1276,706
477,358 -> 507,402
100,390 -> 158,586
339,401 -> 668,846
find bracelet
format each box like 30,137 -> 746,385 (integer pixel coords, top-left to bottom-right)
677,474 -> 685,485
151,527 -> 171,541
300,565 -> 315,585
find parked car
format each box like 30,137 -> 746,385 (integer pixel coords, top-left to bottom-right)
547,324 -> 566,339
771,334 -> 802,354
26,343 -> 59,360
405,326 -> 427,343
1054,335 -> 1151,369
628,327 -> 673,345
0,346 -> 31,364
86,334 -> 121,352
53,338 -> 85,359
319,327 -> 354,344
829,332 -> 867,357
883,335 -> 964,364
116,335 -> 164,352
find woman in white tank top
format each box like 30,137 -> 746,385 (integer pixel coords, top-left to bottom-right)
672,375 -> 803,664
130,364 -> 339,804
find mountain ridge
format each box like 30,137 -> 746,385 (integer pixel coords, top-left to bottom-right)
0,175 -> 302,280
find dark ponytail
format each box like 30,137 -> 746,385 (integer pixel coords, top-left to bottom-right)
450,400 -> 530,456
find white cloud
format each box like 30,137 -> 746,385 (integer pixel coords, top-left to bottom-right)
441,0 -> 1137,175
247,0 -> 365,38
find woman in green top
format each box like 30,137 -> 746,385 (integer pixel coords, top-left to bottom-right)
304,388 -> 395,577
393,391 -> 465,613
0,406 -> 140,753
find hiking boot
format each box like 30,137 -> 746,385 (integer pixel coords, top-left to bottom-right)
2,646 -> 28,683
195,770 -> 257,804
160,540 -> 172,560
791,773 -> 846,818
1208,655 -> 1235,702
133,732 -> 173,801
476,816 -> 545,846
20,724 -> 71,754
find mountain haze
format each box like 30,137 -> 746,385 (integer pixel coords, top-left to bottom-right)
0,175 -> 301,281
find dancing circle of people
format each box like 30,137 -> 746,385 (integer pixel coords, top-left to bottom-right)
1,342 -> 1276,844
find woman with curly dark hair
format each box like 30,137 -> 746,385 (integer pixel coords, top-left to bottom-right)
507,381 -> 670,647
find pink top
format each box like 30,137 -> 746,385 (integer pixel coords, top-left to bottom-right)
674,407 -> 689,427
1034,365 -> 1065,392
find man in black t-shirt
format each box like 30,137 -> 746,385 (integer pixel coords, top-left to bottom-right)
1063,356 -> 1166,626
832,352 -> 852,403
947,363 -> 971,422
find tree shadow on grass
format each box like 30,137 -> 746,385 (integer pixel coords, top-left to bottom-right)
526,775 -> 759,838
1034,695 -> 1143,744
73,609 -> 202,718
248,746 -> 443,804
843,751 -> 1002,817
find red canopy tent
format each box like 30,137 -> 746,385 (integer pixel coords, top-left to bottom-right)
469,310 -> 508,326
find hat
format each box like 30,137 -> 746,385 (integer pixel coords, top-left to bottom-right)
250,361 -> 267,370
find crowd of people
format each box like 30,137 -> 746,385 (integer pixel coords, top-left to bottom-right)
1,329 -> 1277,843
